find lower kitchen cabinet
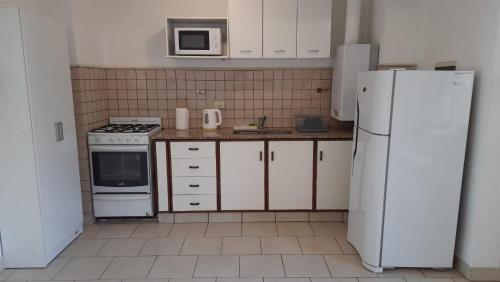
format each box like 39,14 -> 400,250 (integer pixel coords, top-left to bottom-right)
269,141 -> 314,210
316,140 -> 353,209
155,141 -> 169,212
220,141 -> 265,210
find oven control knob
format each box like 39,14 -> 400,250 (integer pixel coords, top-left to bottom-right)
117,137 -> 123,143
108,137 -> 115,143
94,136 -> 100,143
125,137 -> 131,143
133,137 -> 140,143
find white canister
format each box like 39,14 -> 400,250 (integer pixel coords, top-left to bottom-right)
175,108 -> 189,130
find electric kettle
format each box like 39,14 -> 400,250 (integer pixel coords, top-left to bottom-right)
202,109 -> 222,130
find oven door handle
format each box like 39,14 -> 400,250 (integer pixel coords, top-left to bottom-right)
93,194 -> 151,201
89,145 -> 149,152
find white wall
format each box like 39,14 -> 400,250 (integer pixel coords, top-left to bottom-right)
0,0 -> 76,64
368,0 -> 500,270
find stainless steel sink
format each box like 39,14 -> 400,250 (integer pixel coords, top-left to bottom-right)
232,129 -> 293,135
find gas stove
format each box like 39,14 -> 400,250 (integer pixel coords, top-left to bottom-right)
88,117 -> 162,145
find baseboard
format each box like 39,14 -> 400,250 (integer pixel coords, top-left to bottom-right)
455,255 -> 500,281
158,211 -> 349,223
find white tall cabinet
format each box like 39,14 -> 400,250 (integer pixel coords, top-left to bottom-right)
316,141 -> 353,209
297,0 -> 332,58
229,0 -> 263,58
269,141 -> 314,209
263,0 -> 298,58
220,142 -> 265,210
0,8 -> 83,268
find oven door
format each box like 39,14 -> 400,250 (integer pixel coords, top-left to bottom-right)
89,145 -> 151,194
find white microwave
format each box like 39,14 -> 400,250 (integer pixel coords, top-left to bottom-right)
174,27 -> 222,56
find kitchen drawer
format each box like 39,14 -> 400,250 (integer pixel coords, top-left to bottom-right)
173,195 -> 217,211
173,177 -> 216,195
172,158 -> 216,177
171,142 -> 216,159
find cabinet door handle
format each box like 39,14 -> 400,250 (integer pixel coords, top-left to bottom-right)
271,151 -> 274,161
308,49 -> 320,53
189,184 -> 200,188
274,49 -> 286,54
188,165 -> 199,169
54,122 -> 64,142
188,147 -> 199,151
240,49 -> 252,54
319,151 -> 323,161
189,202 -> 200,206
259,151 -> 263,161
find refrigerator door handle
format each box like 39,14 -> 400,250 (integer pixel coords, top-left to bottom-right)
352,100 -> 360,175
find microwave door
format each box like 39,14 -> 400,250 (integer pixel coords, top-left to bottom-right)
176,30 -> 210,55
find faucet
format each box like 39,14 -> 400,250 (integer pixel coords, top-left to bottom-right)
257,115 -> 267,129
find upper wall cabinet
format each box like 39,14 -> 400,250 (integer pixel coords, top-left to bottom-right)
263,0 -> 298,58
229,0 -> 263,58
297,0 -> 332,58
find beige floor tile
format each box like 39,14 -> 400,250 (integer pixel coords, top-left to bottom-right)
205,223 -> 242,237
240,255 -> 284,277
299,237 -> 342,254
310,222 -> 347,237
97,238 -> 146,256
358,279 -> 405,282
378,268 -> 425,278
222,237 -> 261,255
170,279 -> 216,282
180,238 -> 222,255
265,278 -> 310,282
148,256 -> 198,278
218,278 -> 263,282
406,279 -> 454,282
131,223 -> 173,238
101,256 -> 156,279
77,224 -> 103,239
53,257 -> 113,280
311,278 -> 358,282
7,258 -> 70,280
194,255 -> 239,277
324,255 -> 377,278
0,269 -> 15,280
168,223 -> 208,238
261,237 -> 302,254
276,222 -> 314,236
242,223 -> 278,237
59,239 -> 108,257
282,255 -> 331,277
139,238 -> 184,255
421,269 -> 463,278
335,237 -> 358,254
94,223 -> 138,239
122,279 -> 169,282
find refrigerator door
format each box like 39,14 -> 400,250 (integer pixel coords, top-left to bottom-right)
347,128 -> 389,269
355,71 -> 395,135
381,71 -> 474,267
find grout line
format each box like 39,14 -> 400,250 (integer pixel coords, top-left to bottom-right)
280,254 -> 286,278
97,255 -> 115,280
321,254 -> 333,278
145,255 -> 159,279
192,255 -> 200,278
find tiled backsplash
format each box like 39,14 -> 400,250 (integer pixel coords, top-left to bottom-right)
71,66 -> 333,223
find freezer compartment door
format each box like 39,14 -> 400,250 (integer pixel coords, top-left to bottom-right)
347,129 -> 389,268
355,71 -> 394,135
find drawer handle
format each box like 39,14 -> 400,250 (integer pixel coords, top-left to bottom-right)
259,151 -> 263,161
271,151 -> 274,161
188,147 -> 199,151
240,49 -> 252,54
189,202 -> 200,206
274,49 -> 286,54
308,49 -> 320,53
319,151 -> 323,161
189,184 -> 200,188
189,165 -> 199,169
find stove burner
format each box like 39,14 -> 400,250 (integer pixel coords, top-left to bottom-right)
91,124 -> 160,133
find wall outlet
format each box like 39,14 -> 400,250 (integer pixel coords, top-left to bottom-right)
214,101 -> 225,109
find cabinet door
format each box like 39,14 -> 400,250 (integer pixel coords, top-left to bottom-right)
263,0 -> 297,58
269,141 -> 313,210
155,142 -> 169,212
221,142 -> 265,210
317,141 -> 352,209
297,0 -> 332,58
229,0 -> 263,58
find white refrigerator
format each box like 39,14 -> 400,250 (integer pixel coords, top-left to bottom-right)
0,8 -> 83,267
347,70 -> 474,272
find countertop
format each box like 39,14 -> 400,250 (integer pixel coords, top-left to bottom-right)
151,127 -> 354,141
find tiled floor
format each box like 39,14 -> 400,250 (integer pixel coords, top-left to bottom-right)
0,222 -> 469,282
